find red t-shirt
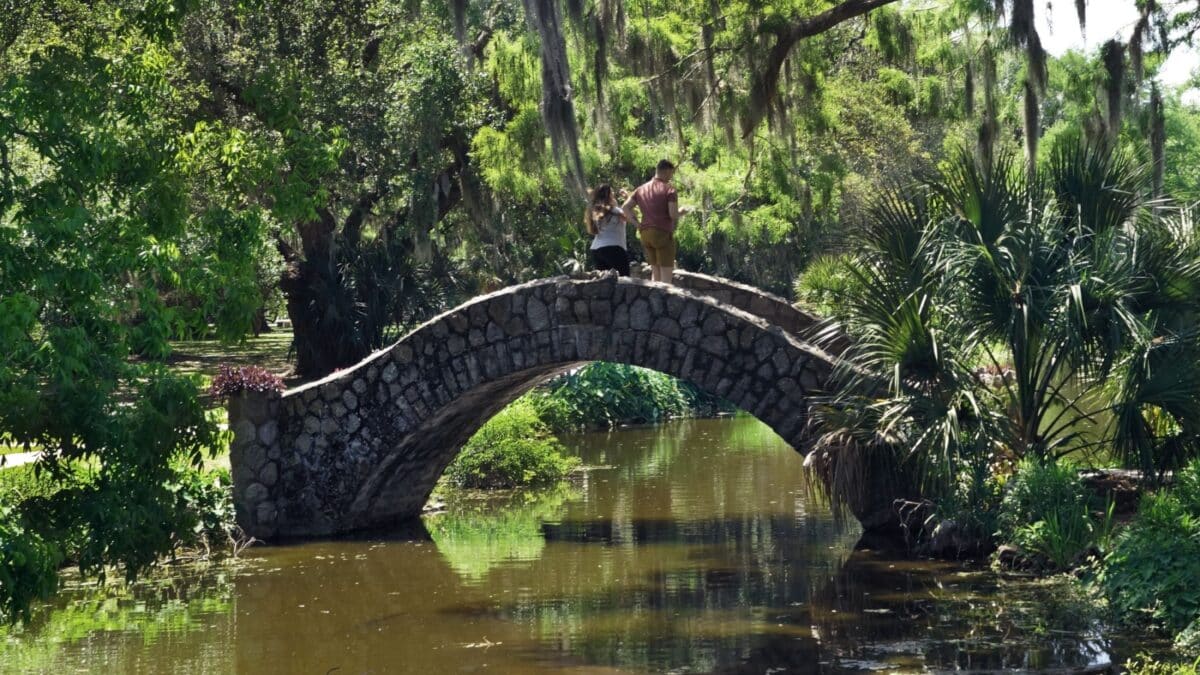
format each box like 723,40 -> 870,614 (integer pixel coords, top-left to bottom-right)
633,178 -> 678,233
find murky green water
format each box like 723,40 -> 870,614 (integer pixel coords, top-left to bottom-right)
3,417 -> 1139,673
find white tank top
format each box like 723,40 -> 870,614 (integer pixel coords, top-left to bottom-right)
590,206 -> 627,250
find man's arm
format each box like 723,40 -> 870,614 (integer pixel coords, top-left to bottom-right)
621,193 -> 640,227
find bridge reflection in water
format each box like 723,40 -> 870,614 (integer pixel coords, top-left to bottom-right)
5,417 -> 1121,673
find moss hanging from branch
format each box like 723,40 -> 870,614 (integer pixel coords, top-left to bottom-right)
978,44 -> 999,169
964,59 -> 975,116
1101,39 -> 1125,141
1022,78 -> 1039,180
589,0 -> 624,109
743,0 -> 901,138
1150,82 -> 1165,198
452,0 -> 467,43
522,0 -> 587,195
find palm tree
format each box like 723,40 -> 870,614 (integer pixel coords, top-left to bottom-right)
812,137 -> 1200,529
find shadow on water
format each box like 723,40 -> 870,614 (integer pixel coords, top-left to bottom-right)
0,416 -> 1156,674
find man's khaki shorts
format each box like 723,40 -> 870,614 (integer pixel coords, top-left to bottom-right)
638,227 -> 676,267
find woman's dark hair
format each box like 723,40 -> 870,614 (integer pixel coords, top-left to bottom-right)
585,184 -> 614,235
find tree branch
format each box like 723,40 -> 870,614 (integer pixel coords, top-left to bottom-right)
744,0 -> 900,137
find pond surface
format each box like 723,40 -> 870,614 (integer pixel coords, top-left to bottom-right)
3,416 -> 1141,673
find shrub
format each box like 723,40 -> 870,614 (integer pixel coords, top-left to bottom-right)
1123,654 -> 1200,675
530,362 -> 730,432
998,459 -> 1111,569
1098,461 -> 1200,634
208,365 -> 285,399
793,254 -> 859,316
446,399 -> 579,489
0,509 -> 63,623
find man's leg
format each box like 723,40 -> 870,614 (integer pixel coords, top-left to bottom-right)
659,234 -> 677,285
640,228 -> 662,281
650,265 -> 662,282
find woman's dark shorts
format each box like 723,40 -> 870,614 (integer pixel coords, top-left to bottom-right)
591,246 -> 630,276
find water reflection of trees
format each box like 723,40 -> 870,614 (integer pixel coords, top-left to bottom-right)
0,569 -> 236,673
426,484 -> 578,581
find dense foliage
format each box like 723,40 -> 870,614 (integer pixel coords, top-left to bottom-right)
0,1 -> 259,622
531,362 -> 732,432
812,139 -> 1200,528
5,0 -> 1200,637
1000,459 -> 1112,570
446,399 -> 580,489
1099,461 -> 1200,638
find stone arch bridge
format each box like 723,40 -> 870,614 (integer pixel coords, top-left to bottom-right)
228,272 -> 864,540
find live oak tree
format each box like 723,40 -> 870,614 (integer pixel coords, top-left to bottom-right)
0,0 -> 261,620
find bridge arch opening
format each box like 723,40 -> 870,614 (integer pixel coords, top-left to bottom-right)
228,274 -> 836,539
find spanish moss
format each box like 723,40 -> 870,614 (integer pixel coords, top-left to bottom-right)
1101,39 -> 1125,141
1023,77 -> 1039,181
1151,82 -> 1165,198
523,0 -> 587,194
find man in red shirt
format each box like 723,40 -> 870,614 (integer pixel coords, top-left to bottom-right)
623,159 -> 683,284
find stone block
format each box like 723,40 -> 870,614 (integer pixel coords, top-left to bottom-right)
589,300 -> 612,326
613,304 -> 630,329
392,343 -> 414,364
581,276 -> 615,299
573,300 -> 591,323
630,298 -> 652,330
447,311 -> 470,334
527,297 -> 550,331
468,303 -> 488,327
773,349 -> 791,375
231,419 -> 257,448
382,362 -> 399,383
505,316 -> 529,336
666,295 -> 684,318
652,317 -> 682,339
260,461 -> 279,487
255,501 -> 277,527
679,302 -> 699,328
702,312 -> 726,336
245,482 -> 268,505
243,442 -> 267,473
700,335 -> 730,358
486,321 -> 505,343
754,335 -> 776,362
343,390 -> 359,410
487,298 -> 511,325
320,417 -> 339,435
258,421 -> 278,446
649,292 -> 665,316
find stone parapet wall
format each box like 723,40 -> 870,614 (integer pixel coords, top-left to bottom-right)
631,268 -> 848,354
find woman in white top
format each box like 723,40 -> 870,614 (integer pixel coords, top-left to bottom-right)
584,184 -> 631,276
